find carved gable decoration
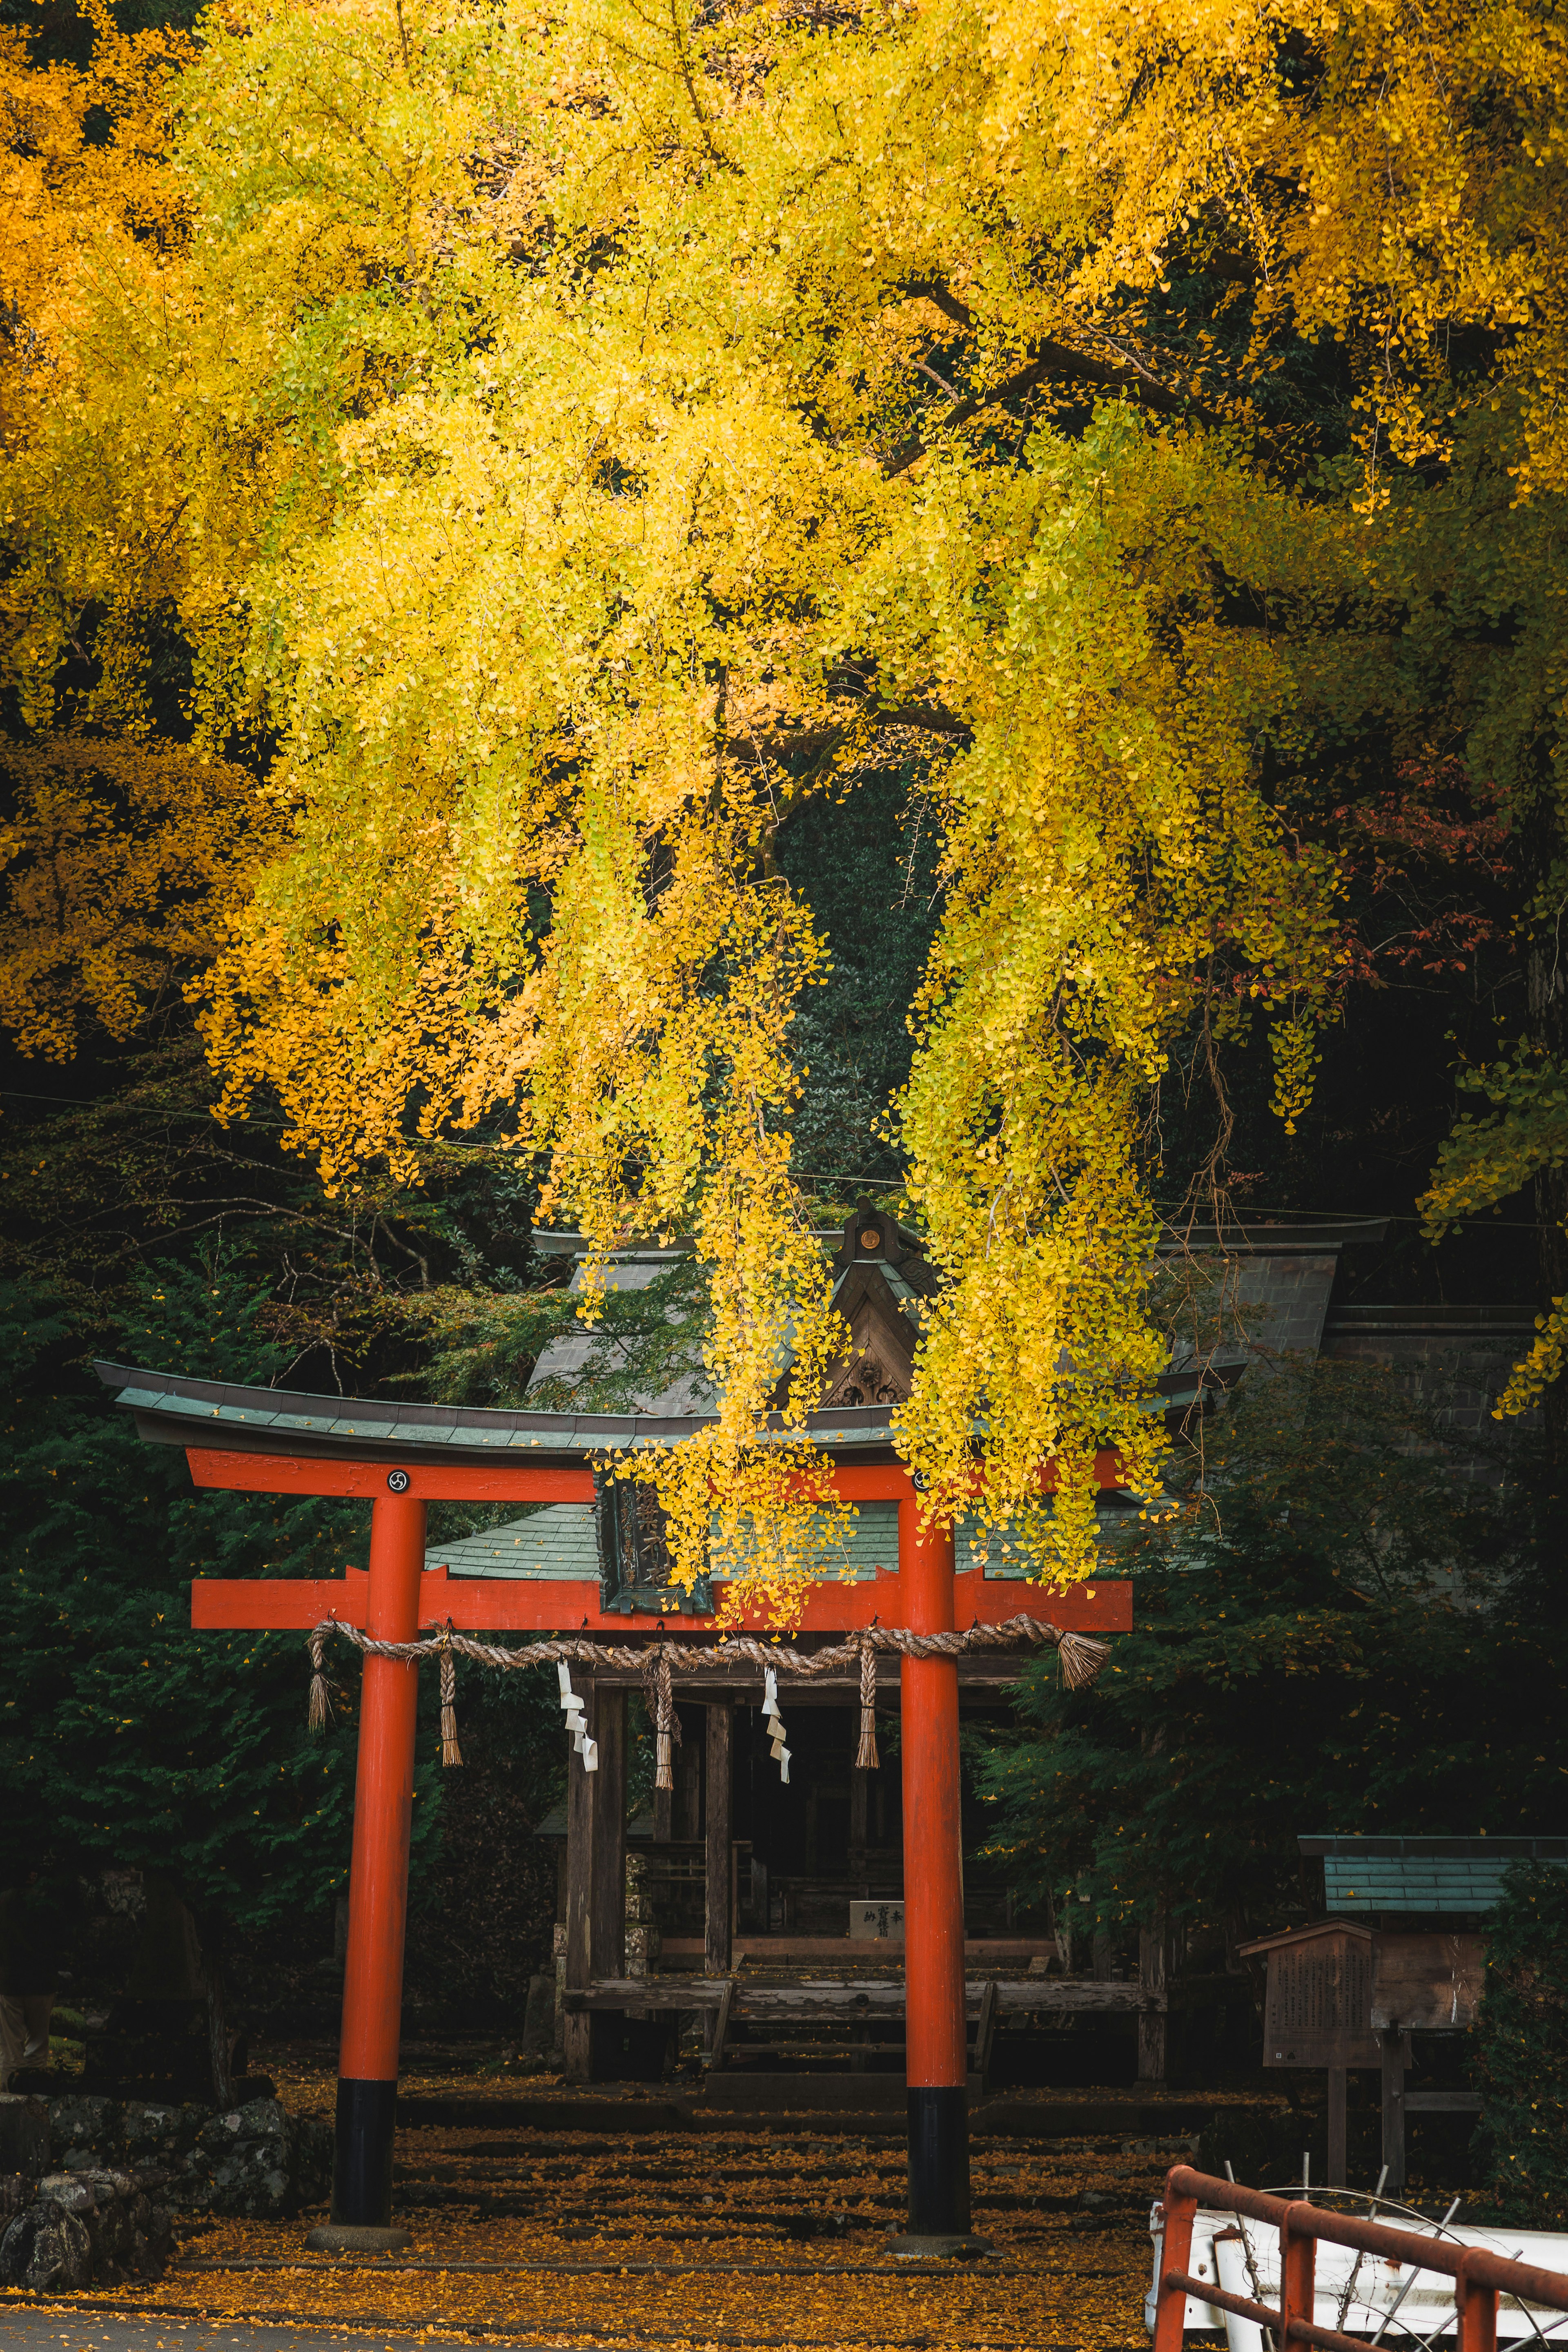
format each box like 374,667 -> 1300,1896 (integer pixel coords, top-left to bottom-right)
808,1202 -> 938,1411
820,1279 -> 915,1406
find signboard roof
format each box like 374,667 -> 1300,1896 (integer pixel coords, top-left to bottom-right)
1297,1836 -> 1568,1916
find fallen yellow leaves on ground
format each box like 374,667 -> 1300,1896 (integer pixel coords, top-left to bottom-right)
9,2109 -> 1182,2347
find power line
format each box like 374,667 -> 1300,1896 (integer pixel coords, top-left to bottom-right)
0,1086 -> 285,1127
1159,1201 -> 1555,1233
1,1093 -> 1552,1228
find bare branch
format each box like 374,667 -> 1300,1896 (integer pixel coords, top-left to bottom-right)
734,701 -> 973,770
903,280 -> 975,330
883,338 -> 1223,478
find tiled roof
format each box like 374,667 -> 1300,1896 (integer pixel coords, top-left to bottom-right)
522,1248 -> 715,1415
1323,1858 -> 1524,1913
428,1503 -> 891,1583
429,1506 -> 598,1580
428,1500 -> 1100,1582
1298,1835 -> 1568,1915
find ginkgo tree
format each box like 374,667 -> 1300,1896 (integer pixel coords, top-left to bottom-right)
5,0 -> 1568,1602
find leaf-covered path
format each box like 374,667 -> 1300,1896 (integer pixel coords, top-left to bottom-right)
4,2071 -> 1206,2351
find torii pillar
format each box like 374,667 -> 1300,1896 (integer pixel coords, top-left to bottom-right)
898,1497 -> 971,2241
334,1483 -> 426,2225
166,1445 -> 601,2236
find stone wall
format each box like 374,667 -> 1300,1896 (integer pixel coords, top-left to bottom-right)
0,2087 -> 329,2291
1321,1313 -> 1541,1474
40,2093 -> 330,2218
1236,1251 -> 1341,1357
0,2167 -> 173,2292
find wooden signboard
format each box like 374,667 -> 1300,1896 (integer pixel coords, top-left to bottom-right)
1240,1919 -> 1380,2069
1371,1931 -> 1485,2032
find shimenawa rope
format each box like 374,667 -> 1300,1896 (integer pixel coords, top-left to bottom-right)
304,1614 -> 1111,1782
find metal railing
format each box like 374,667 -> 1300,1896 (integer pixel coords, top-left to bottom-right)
1153,2165 -> 1568,2352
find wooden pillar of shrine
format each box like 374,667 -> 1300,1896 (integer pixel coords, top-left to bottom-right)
704,1702 -> 733,1979
1137,1913 -> 1168,2084
563,1679 -> 595,2083
897,1496 -> 972,2242
564,1681 -> 628,2082
1380,2029 -> 1410,2191
333,1488 -> 426,2227
674,1705 -> 702,1841
850,1759 -> 870,1896
592,1689 -> 628,2075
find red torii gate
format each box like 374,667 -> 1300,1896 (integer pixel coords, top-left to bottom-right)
98,1365 -> 1131,2247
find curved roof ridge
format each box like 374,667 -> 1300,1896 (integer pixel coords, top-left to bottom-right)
93,1360 -> 905,1466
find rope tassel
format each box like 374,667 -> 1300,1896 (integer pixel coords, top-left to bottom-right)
1056,1629 -> 1112,1691
307,1627 -> 332,1734
653,1649 -> 675,1792
855,1639 -> 879,1771
439,1640 -> 463,1768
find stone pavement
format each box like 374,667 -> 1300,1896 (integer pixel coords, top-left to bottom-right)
0,2319 -> 466,2352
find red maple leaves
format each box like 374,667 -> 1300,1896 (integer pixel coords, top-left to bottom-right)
1329,757 -> 1516,985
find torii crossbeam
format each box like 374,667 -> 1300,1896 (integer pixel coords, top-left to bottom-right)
98,1364 -> 1131,2245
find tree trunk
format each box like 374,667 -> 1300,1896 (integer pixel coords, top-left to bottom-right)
1137,1911 -> 1168,2084
202,1915 -> 234,2110
1525,791 -> 1568,1477
1536,1162 -> 1568,1479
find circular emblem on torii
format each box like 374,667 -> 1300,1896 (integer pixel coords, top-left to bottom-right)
386,1469 -> 411,1493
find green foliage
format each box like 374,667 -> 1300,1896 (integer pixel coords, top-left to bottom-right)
0,1035 -> 612,1404
0,1033 -> 695,1951
775,771 -> 942,1194
971,1358 -> 1559,1941
404,1252 -> 708,1414
1472,1863 -> 1568,2225
0,1259 -> 443,1927
1424,1048 -> 1568,1416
